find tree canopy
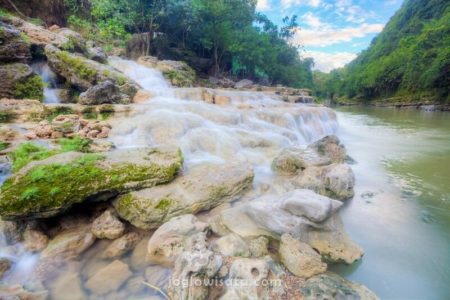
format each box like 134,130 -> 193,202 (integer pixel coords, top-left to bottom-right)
64,0 -> 313,88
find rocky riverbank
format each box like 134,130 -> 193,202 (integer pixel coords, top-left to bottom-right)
0,15 -> 377,300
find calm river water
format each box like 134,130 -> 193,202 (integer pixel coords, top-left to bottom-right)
332,107 -> 450,300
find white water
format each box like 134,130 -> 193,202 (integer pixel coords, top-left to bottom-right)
32,62 -> 60,104
108,57 -> 338,192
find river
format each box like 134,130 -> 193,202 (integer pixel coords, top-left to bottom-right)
332,107 -> 450,299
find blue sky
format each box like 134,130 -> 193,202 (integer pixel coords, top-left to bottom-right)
256,0 -> 404,72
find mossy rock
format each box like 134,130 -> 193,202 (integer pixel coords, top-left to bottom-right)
0,63 -> 44,101
44,45 -> 139,98
0,147 -> 183,220
114,162 -> 254,229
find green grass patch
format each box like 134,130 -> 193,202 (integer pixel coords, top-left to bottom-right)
9,143 -> 58,173
58,136 -> 92,153
14,75 -> 45,101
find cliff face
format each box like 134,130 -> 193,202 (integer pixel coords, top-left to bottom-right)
0,0 -> 67,26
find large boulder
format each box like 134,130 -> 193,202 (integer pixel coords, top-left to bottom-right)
210,189 -> 363,264
45,45 -> 139,97
234,79 -> 254,89
54,28 -> 87,53
137,56 -> 196,87
0,63 -> 44,100
86,41 -> 107,63
115,162 -> 254,230
147,214 -> 209,266
78,80 -> 130,105
0,21 -> 31,63
279,233 -> 327,278
301,272 -> 379,300
0,147 -> 183,220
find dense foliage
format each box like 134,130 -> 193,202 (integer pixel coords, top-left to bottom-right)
63,0 -> 313,87
315,0 -> 450,103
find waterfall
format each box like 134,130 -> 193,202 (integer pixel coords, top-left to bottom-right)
108,57 -> 338,170
32,62 -> 61,104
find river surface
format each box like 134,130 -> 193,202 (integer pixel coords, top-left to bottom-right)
332,107 -> 450,300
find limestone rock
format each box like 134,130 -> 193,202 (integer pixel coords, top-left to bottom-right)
0,21 -> 31,63
0,219 -> 25,244
301,272 -> 379,300
79,80 -> 130,105
249,236 -> 270,257
41,226 -> 95,259
0,63 -> 43,100
115,162 -> 253,229
45,45 -> 139,97
310,135 -> 347,163
0,147 -> 183,220
221,258 -> 269,300
0,257 -> 12,279
212,189 -> 363,264
168,232 -> 222,300
147,215 -> 209,266
23,228 -> 49,252
212,234 -> 251,258
55,28 -> 87,53
234,79 -> 254,89
0,284 -> 48,300
50,272 -> 85,300
295,163 -> 355,200
86,42 -> 108,63
85,260 -> 133,295
272,146 -> 330,175
102,232 -> 141,259
279,234 -> 327,278
91,210 -> 126,240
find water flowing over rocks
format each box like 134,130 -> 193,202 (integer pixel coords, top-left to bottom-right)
0,147 -> 183,219
114,162 -> 254,230
137,56 -> 196,87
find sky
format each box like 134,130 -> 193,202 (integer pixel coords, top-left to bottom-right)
256,0 -> 404,72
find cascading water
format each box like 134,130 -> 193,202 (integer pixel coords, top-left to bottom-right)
108,57 -> 338,180
32,61 -> 61,104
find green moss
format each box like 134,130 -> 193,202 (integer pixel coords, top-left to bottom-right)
45,106 -> 74,121
20,32 -> 31,46
0,141 -> 8,151
0,110 -> 17,123
58,136 -> 92,153
13,75 -> 45,101
57,51 -> 97,81
155,198 -> 172,210
99,104 -> 115,120
61,36 -> 76,52
81,107 -> 98,119
9,142 -> 58,173
0,151 -> 182,219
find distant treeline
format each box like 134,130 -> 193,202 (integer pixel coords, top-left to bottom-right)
62,0 -> 313,87
314,0 -> 450,103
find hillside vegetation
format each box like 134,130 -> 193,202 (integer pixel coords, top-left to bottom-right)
315,0 -> 450,104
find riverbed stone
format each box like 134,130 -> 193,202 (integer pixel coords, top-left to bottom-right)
85,259 -> 133,295
23,228 -> 49,252
50,271 -> 85,300
212,234 -> 251,258
0,219 -> 25,244
115,162 -> 254,230
41,225 -> 95,259
102,232 -> 141,259
0,257 -> 12,279
301,272 -> 379,300
91,210 -> 126,240
0,147 -> 183,220
279,233 -> 327,278
147,214 -> 209,266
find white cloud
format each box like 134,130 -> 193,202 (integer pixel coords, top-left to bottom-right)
256,0 -> 271,11
309,0 -> 322,7
281,0 -> 322,9
305,51 -> 357,72
301,12 -> 325,28
291,23 -> 384,47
